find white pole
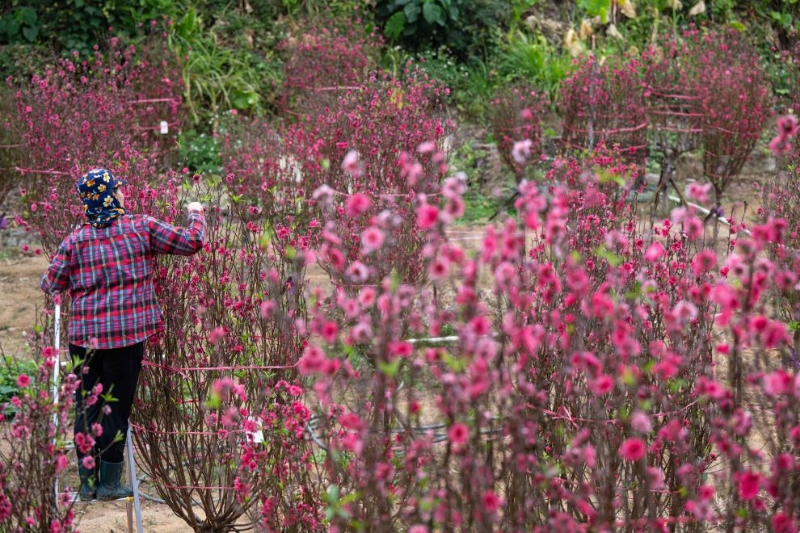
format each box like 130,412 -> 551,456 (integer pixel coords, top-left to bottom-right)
126,428 -> 144,533
52,302 -> 61,505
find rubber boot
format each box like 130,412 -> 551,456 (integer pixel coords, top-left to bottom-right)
78,463 -> 98,501
96,460 -> 134,501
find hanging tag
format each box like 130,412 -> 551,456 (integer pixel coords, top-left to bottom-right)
160,121 -> 169,135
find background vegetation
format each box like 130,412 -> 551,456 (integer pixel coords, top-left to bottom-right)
1,0 -> 799,213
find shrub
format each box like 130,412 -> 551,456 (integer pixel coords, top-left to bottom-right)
699,29 -> 772,209
132,172 -> 322,531
0,314 -> 78,532
295,148 -> 728,530
488,82 -> 547,181
225,66 -> 451,289
276,23 -> 382,118
6,35 -> 183,254
559,54 -> 648,176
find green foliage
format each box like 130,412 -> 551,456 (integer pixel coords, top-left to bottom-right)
0,6 -> 40,44
178,128 -> 223,176
168,6 -> 283,123
0,357 -> 38,419
579,0 -> 612,24
0,0 -> 183,56
497,31 -> 573,107
377,0 -> 511,61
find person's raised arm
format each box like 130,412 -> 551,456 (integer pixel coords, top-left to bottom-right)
41,240 -> 72,295
148,203 -> 206,256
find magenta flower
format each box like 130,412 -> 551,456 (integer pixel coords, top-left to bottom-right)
737,471 -> 761,501
777,114 -> 798,138
341,150 -> 362,177
16,374 -> 31,388
619,437 -> 646,461
360,226 -> 385,254
770,136 -> 792,157
644,242 -> 665,262
209,326 -> 227,344
345,193 -> 372,217
482,490 -> 502,513
448,423 -> 469,445
81,456 -> 96,470
416,204 -> 439,230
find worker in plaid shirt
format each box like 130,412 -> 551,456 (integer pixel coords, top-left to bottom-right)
42,168 -> 206,501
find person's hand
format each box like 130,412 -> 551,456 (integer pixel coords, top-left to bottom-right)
187,202 -> 204,214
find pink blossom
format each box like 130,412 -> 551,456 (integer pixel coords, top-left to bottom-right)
298,345 -> 328,375
448,423 -> 469,445
630,411 -> 652,434
644,242 -> 665,262
358,287 -> 377,307
320,321 -> 338,343
260,300 -> 276,318
619,437 -> 646,461
429,257 -> 450,281
209,326 -> 227,344
777,114 -> 798,138
511,139 -> 533,163
16,374 -> 30,388
345,261 -> 370,283
416,204 -> 439,229
341,150 -> 362,177
55,454 -> 69,474
482,490 -> 502,513
738,471 -> 761,500
416,141 -> 437,153
81,456 -> 96,470
685,182 -> 712,203
360,226 -> 385,254
345,193 -> 372,217
312,184 -> 335,203
770,136 -> 791,157
589,375 -> 614,395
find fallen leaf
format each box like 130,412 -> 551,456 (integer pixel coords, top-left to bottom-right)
606,23 -> 624,40
579,19 -> 594,40
619,0 -> 637,19
689,0 -> 706,16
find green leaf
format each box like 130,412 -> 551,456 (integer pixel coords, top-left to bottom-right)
579,0 -> 611,23
22,25 -> 38,42
385,11 -> 407,40
728,20 -> 747,31
20,7 -> 37,26
326,484 -> 340,503
378,358 -> 401,378
404,3 -> 421,23
422,2 -> 444,25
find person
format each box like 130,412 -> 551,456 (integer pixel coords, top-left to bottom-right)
41,168 -> 206,501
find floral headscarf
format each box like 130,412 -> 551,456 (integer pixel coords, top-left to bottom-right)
76,168 -> 127,228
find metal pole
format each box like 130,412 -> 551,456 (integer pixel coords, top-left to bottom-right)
53,302 -> 61,506
126,428 -> 144,533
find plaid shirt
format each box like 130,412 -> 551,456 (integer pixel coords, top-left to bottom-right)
41,213 -> 206,349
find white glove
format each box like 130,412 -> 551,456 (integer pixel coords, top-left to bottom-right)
187,202 -> 204,214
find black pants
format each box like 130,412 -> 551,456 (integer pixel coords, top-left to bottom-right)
69,342 -> 144,463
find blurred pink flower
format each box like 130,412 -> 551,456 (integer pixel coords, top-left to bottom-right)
619,437 -> 646,461
360,226 -> 385,254
448,423 -> 469,445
